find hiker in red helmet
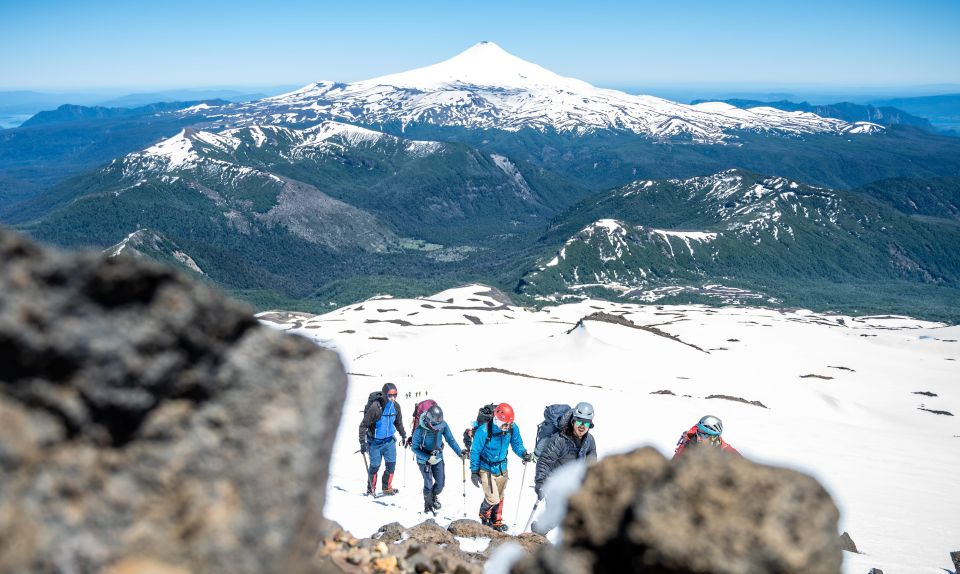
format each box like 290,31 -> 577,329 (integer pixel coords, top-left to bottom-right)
673,414 -> 740,459
468,402 -> 533,532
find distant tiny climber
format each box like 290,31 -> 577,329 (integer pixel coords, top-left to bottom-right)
359,383 -> 408,495
673,415 -> 740,459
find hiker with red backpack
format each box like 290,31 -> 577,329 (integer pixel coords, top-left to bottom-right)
410,402 -> 467,514
359,383 -> 408,496
673,415 -> 740,459
468,403 -> 533,532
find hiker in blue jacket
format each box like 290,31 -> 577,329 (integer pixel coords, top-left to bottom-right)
469,403 -> 533,531
359,383 -> 407,496
411,403 -> 467,513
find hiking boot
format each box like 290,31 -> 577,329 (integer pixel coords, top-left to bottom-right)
381,487 -> 399,496
432,496 -> 441,511
424,493 -> 435,513
490,521 -> 509,532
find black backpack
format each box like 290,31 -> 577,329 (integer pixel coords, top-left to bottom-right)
534,404 -> 572,457
362,391 -> 383,416
466,403 -> 511,452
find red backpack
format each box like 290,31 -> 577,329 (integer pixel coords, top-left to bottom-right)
405,399 -> 438,446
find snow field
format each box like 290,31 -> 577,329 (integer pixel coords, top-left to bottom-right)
262,286 -> 959,573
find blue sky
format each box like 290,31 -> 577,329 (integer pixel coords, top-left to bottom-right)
1,0 -> 958,90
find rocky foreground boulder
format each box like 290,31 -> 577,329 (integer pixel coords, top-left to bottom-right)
0,228 -> 348,574
512,447 -> 842,574
313,518 -> 547,573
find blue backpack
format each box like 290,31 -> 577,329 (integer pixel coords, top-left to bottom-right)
534,404 -> 572,456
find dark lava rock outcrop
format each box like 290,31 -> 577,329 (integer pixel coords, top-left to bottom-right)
314,518 -> 548,573
512,447 -> 842,574
0,228 -> 347,574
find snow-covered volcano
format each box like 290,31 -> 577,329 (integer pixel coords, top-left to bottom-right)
261,285 -> 959,573
225,42 -> 882,142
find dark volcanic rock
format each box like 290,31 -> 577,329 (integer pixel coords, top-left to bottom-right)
513,447 -> 842,574
839,531 -> 859,553
0,228 -> 348,574
951,550 -> 960,572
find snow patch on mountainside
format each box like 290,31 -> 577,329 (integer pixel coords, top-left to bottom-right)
124,121 -> 444,176
142,130 -> 200,169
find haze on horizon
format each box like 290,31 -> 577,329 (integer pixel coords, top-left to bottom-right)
1,0 -> 958,92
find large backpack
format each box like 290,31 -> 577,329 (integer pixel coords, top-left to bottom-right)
411,399 -> 438,431
464,403 -> 499,452
362,391 -> 383,416
534,404 -> 572,457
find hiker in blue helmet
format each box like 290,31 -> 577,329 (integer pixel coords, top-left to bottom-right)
359,383 -> 407,495
673,415 -> 740,459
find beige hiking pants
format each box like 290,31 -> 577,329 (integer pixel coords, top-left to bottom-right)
479,469 -> 509,505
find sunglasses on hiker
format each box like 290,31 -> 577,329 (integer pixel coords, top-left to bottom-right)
696,430 -> 718,441
573,419 -> 592,428
387,392 -> 397,398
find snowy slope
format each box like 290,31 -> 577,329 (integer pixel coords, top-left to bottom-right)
223,42 -> 882,143
121,121 -> 443,176
261,285 -> 959,573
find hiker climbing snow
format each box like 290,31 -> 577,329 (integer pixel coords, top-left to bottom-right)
359,383 -> 408,496
673,414 -> 740,459
410,402 -> 467,515
528,402 -> 598,534
534,402 -> 597,500
468,403 -> 533,532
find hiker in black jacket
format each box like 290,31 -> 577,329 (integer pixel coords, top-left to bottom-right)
534,402 -> 597,500
359,383 -> 407,495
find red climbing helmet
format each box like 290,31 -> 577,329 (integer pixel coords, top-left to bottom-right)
494,403 -> 515,425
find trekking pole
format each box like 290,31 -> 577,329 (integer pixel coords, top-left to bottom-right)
513,461 -> 529,527
523,498 -> 541,533
462,455 -> 468,517
359,450 -> 370,495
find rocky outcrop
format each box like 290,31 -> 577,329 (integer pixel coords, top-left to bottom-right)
0,228 -> 348,574
314,519 -> 548,573
512,447 -> 842,574
839,531 -> 859,553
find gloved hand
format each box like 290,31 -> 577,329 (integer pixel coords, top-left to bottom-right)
522,451 -> 535,464
404,436 -> 412,448
471,472 -> 481,488
427,454 -> 440,465
460,451 -> 469,461
400,436 -> 408,448
360,442 -> 368,455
